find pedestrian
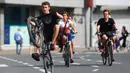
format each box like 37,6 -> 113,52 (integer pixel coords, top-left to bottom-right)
119,26 -> 129,48
14,28 -> 23,55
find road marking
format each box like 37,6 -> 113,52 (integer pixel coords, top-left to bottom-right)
92,69 -> 99,72
0,64 -> 8,67
91,65 -> 99,68
28,64 -> 34,67
80,56 -> 92,61
86,59 -> 92,61
33,67 -> 40,69
59,61 -> 64,63
80,56 -> 85,60
0,56 -> 50,73
113,62 -> 122,64
39,69 -> 45,73
23,63 -> 30,65
72,63 -> 81,65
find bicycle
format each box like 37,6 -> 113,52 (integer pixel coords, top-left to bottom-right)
62,33 -> 77,67
26,16 -> 53,73
99,32 -> 114,66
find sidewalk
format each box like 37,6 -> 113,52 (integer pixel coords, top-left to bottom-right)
0,47 -> 92,56
0,47 -> 129,56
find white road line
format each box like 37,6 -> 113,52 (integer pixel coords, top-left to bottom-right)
28,64 -> 34,67
91,65 -> 99,68
80,56 -> 92,61
72,63 -> 81,65
92,69 -> 99,72
23,63 -> 30,65
17,61 -> 24,64
33,67 -> 40,69
0,56 -> 50,73
113,62 -> 122,64
86,59 -> 92,61
0,64 -> 8,67
59,61 -> 64,63
39,69 -> 45,73
80,56 -> 85,60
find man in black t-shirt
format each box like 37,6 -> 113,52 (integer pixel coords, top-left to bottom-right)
31,1 -> 63,61
97,9 -> 119,61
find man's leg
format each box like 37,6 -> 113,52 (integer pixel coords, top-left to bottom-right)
16,42 -> 19,55
51,24 -> 60,50
122,37 -> 126,47
100,34 -> 108,52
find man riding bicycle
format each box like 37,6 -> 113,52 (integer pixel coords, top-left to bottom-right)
57,11 -> 77,63
97,9 -> 119,61
31,1 -> 63,61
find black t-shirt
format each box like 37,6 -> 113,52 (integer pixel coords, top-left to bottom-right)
97,18 -> 115,32
37,12 -> 59,41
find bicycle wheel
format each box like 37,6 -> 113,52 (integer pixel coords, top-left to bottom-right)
108,41 -> 113,66
27,16 -> 41,48
102,51 -> 107,65
43,55 -> 53,73
64,42 -> 70,67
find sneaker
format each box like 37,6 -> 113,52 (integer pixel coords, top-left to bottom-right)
31,53 -> 40,61
70,59 -> 74,63
112,58 -> 115,62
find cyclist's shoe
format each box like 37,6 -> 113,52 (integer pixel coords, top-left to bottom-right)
112,58 -> 115,62
32,53 -> 40,61
70,59 -> 74,63
50,44 -> 55,51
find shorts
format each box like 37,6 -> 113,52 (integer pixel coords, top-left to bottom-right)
58,33 -> 73,41
100,32 -> 114,38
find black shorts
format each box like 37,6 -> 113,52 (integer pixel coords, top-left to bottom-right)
100,32 -> 114,39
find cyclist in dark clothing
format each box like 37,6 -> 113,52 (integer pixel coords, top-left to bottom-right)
97,9 -> 119,61
31,1 -> 63,61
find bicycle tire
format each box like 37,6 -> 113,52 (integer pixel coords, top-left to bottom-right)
43,55 -> 53,73
64,43 -> 70,67
108,41 -> 113,66
102,52 -> 107,65
26,16 -> 41,48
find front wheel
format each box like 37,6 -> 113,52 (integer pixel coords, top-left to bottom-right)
102,52 -> 107,65
108,42 -> 113,66
64,43 -> 70,67
43,55 -> 53,73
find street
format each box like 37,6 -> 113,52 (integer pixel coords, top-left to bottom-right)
0,51 -> 130,73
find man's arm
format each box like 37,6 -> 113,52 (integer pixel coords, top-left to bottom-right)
56,12 -> 63,19
97,25 -> 100,33
113,23 -> 119,34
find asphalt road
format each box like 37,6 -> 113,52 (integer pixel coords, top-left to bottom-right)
0,52 -> 130,73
